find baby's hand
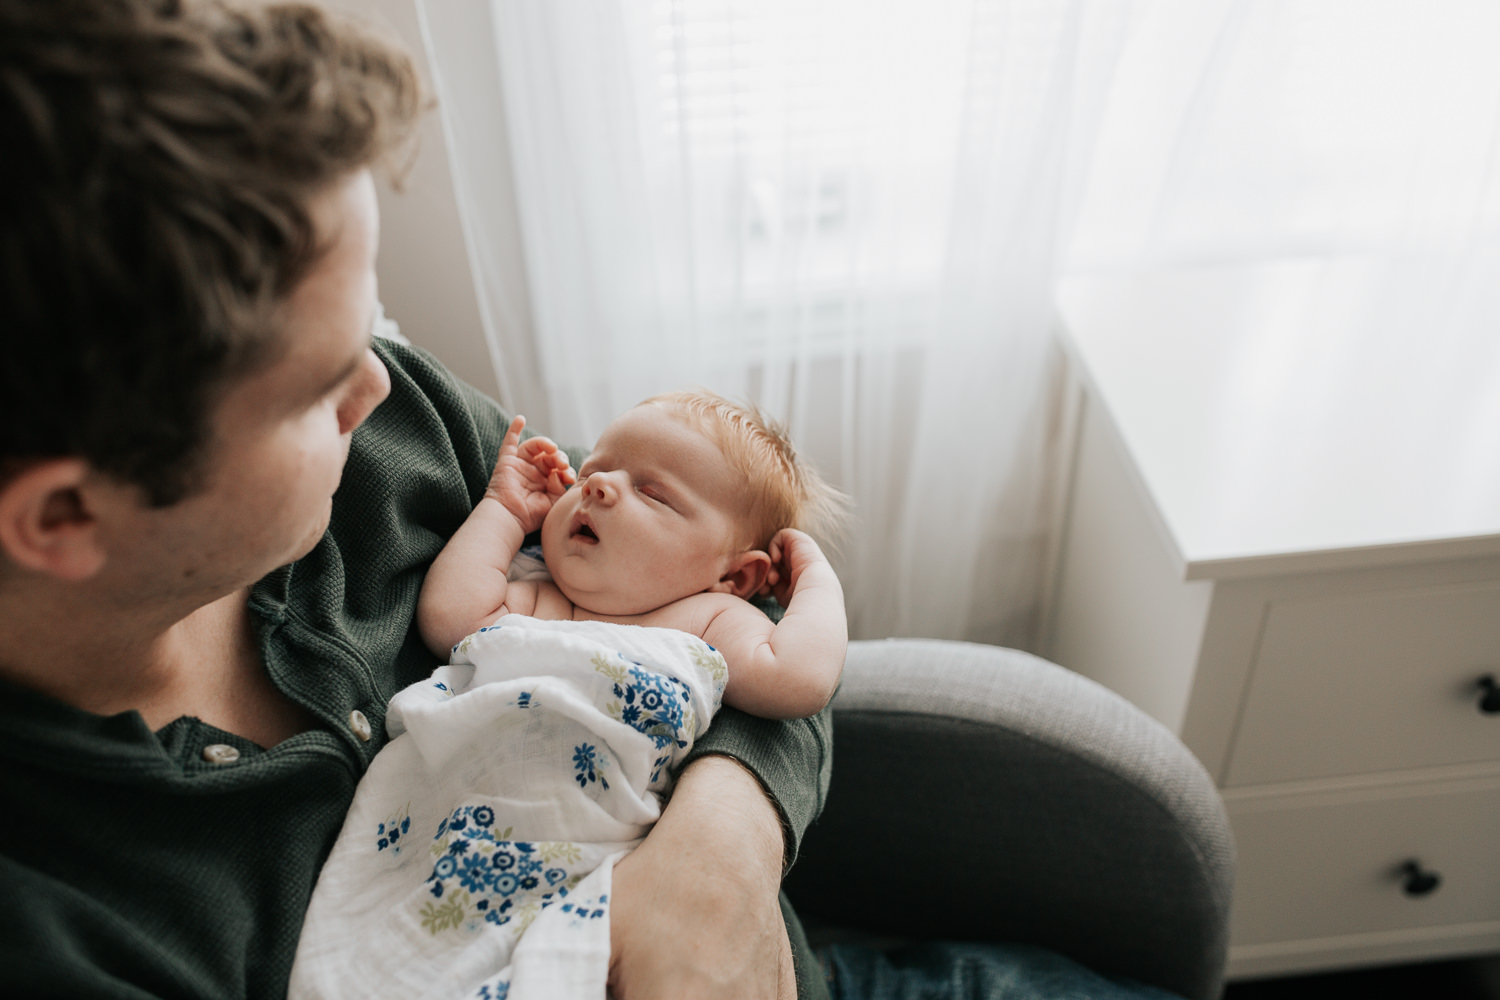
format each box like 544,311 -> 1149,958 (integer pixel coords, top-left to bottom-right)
761,528 -> 830,608
486,415 -> 575,533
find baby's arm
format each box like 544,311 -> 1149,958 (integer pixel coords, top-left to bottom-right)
702,529 -> 848,719
417,415 -> 574,657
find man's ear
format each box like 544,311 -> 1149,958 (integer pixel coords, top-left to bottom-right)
0,459 -> 107,580
711,549 -> 773,600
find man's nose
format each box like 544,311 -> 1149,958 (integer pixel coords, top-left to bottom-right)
338,348 -> 392,436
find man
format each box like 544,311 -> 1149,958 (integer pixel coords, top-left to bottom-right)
0,1 -> 822,996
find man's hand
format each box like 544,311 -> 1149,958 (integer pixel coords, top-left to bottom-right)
608,756 -> 797,1000
484,415 -> 574,533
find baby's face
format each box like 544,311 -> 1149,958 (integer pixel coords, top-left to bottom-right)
540,404 -> 751,616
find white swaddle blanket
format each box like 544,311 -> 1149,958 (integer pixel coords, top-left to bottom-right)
289,614 -> 728,1000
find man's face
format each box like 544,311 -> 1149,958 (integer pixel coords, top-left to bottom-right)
540,405 -> 750,616
95,171 -> 391,603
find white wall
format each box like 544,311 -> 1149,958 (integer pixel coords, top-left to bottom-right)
331,0 -> 508,400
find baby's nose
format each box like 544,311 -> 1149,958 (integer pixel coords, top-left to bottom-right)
583,471 -> 621,504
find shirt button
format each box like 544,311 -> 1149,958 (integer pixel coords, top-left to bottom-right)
349,709 -> 373,742
202,743 -> 240,765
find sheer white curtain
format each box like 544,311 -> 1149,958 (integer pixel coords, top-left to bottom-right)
414,0 -> 1500,645
1068,0 -> 1500,269
1063,0 -> 1500,535
417,0 -> 1130,646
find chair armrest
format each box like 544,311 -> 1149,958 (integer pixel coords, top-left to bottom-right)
783,638 -> 1234,1000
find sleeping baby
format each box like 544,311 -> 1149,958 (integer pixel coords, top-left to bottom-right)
290,389 -> 849,999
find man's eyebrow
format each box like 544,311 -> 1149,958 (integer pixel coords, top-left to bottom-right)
310,322 -> 375,399
325,352 -> 365,393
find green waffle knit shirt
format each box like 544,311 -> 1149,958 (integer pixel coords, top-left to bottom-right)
0,339 -> 833,999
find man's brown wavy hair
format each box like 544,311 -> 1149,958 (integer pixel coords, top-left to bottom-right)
0,0 -> 422,504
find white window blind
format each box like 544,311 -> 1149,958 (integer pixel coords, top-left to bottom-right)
638,0 -> 1090,355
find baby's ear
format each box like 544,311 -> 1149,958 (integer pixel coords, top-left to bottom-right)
713,549 -> 772,600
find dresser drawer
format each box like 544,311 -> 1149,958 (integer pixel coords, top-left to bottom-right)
1228,778 -> 1500,946
1224,581 -> 1500,787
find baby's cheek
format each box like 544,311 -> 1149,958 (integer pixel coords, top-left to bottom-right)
544,495 -> 572,528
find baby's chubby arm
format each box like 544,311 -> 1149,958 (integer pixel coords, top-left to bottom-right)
417,415 -> 575,657
702,529 -> 848,719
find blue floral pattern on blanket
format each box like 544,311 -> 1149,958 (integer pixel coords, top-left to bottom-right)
590,649 -> 717,784
559,893 -> 609,927
450,621 -> 506,660
572,742 -> 610,789
472,977 -> 509,1000
415,804 -> 585,937
375,803 -> 412,855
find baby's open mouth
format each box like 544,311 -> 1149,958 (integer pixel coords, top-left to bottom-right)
573,522 -> 598,542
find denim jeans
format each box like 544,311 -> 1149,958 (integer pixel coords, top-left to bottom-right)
818,942 -> 1186,1000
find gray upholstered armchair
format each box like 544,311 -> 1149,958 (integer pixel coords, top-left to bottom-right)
783,638 -> 1235,1000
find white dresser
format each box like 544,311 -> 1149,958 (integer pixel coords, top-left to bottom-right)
1044,260 -> 1500,979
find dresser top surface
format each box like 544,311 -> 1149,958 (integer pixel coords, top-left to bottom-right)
1058,257 -> 1500,579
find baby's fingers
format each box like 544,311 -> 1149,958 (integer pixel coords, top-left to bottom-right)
501,414 -> 527,452
516,432 -> 575,481
774,528 -> 821,565
758,566 -> 782,597
490,415 -> 528,481
535,447 -> 575,483
516,434 -> 557,460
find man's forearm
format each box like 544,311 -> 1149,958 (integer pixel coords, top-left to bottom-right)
682,705 -> 833,869
674,753 -> 785,867
608,755 -> 795,1000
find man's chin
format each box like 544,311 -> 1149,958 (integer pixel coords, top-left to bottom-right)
281,507 -> 334,567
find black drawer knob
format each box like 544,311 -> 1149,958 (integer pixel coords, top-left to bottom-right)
1400,861 -> 1442,898
1479,675 -> 1500,715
